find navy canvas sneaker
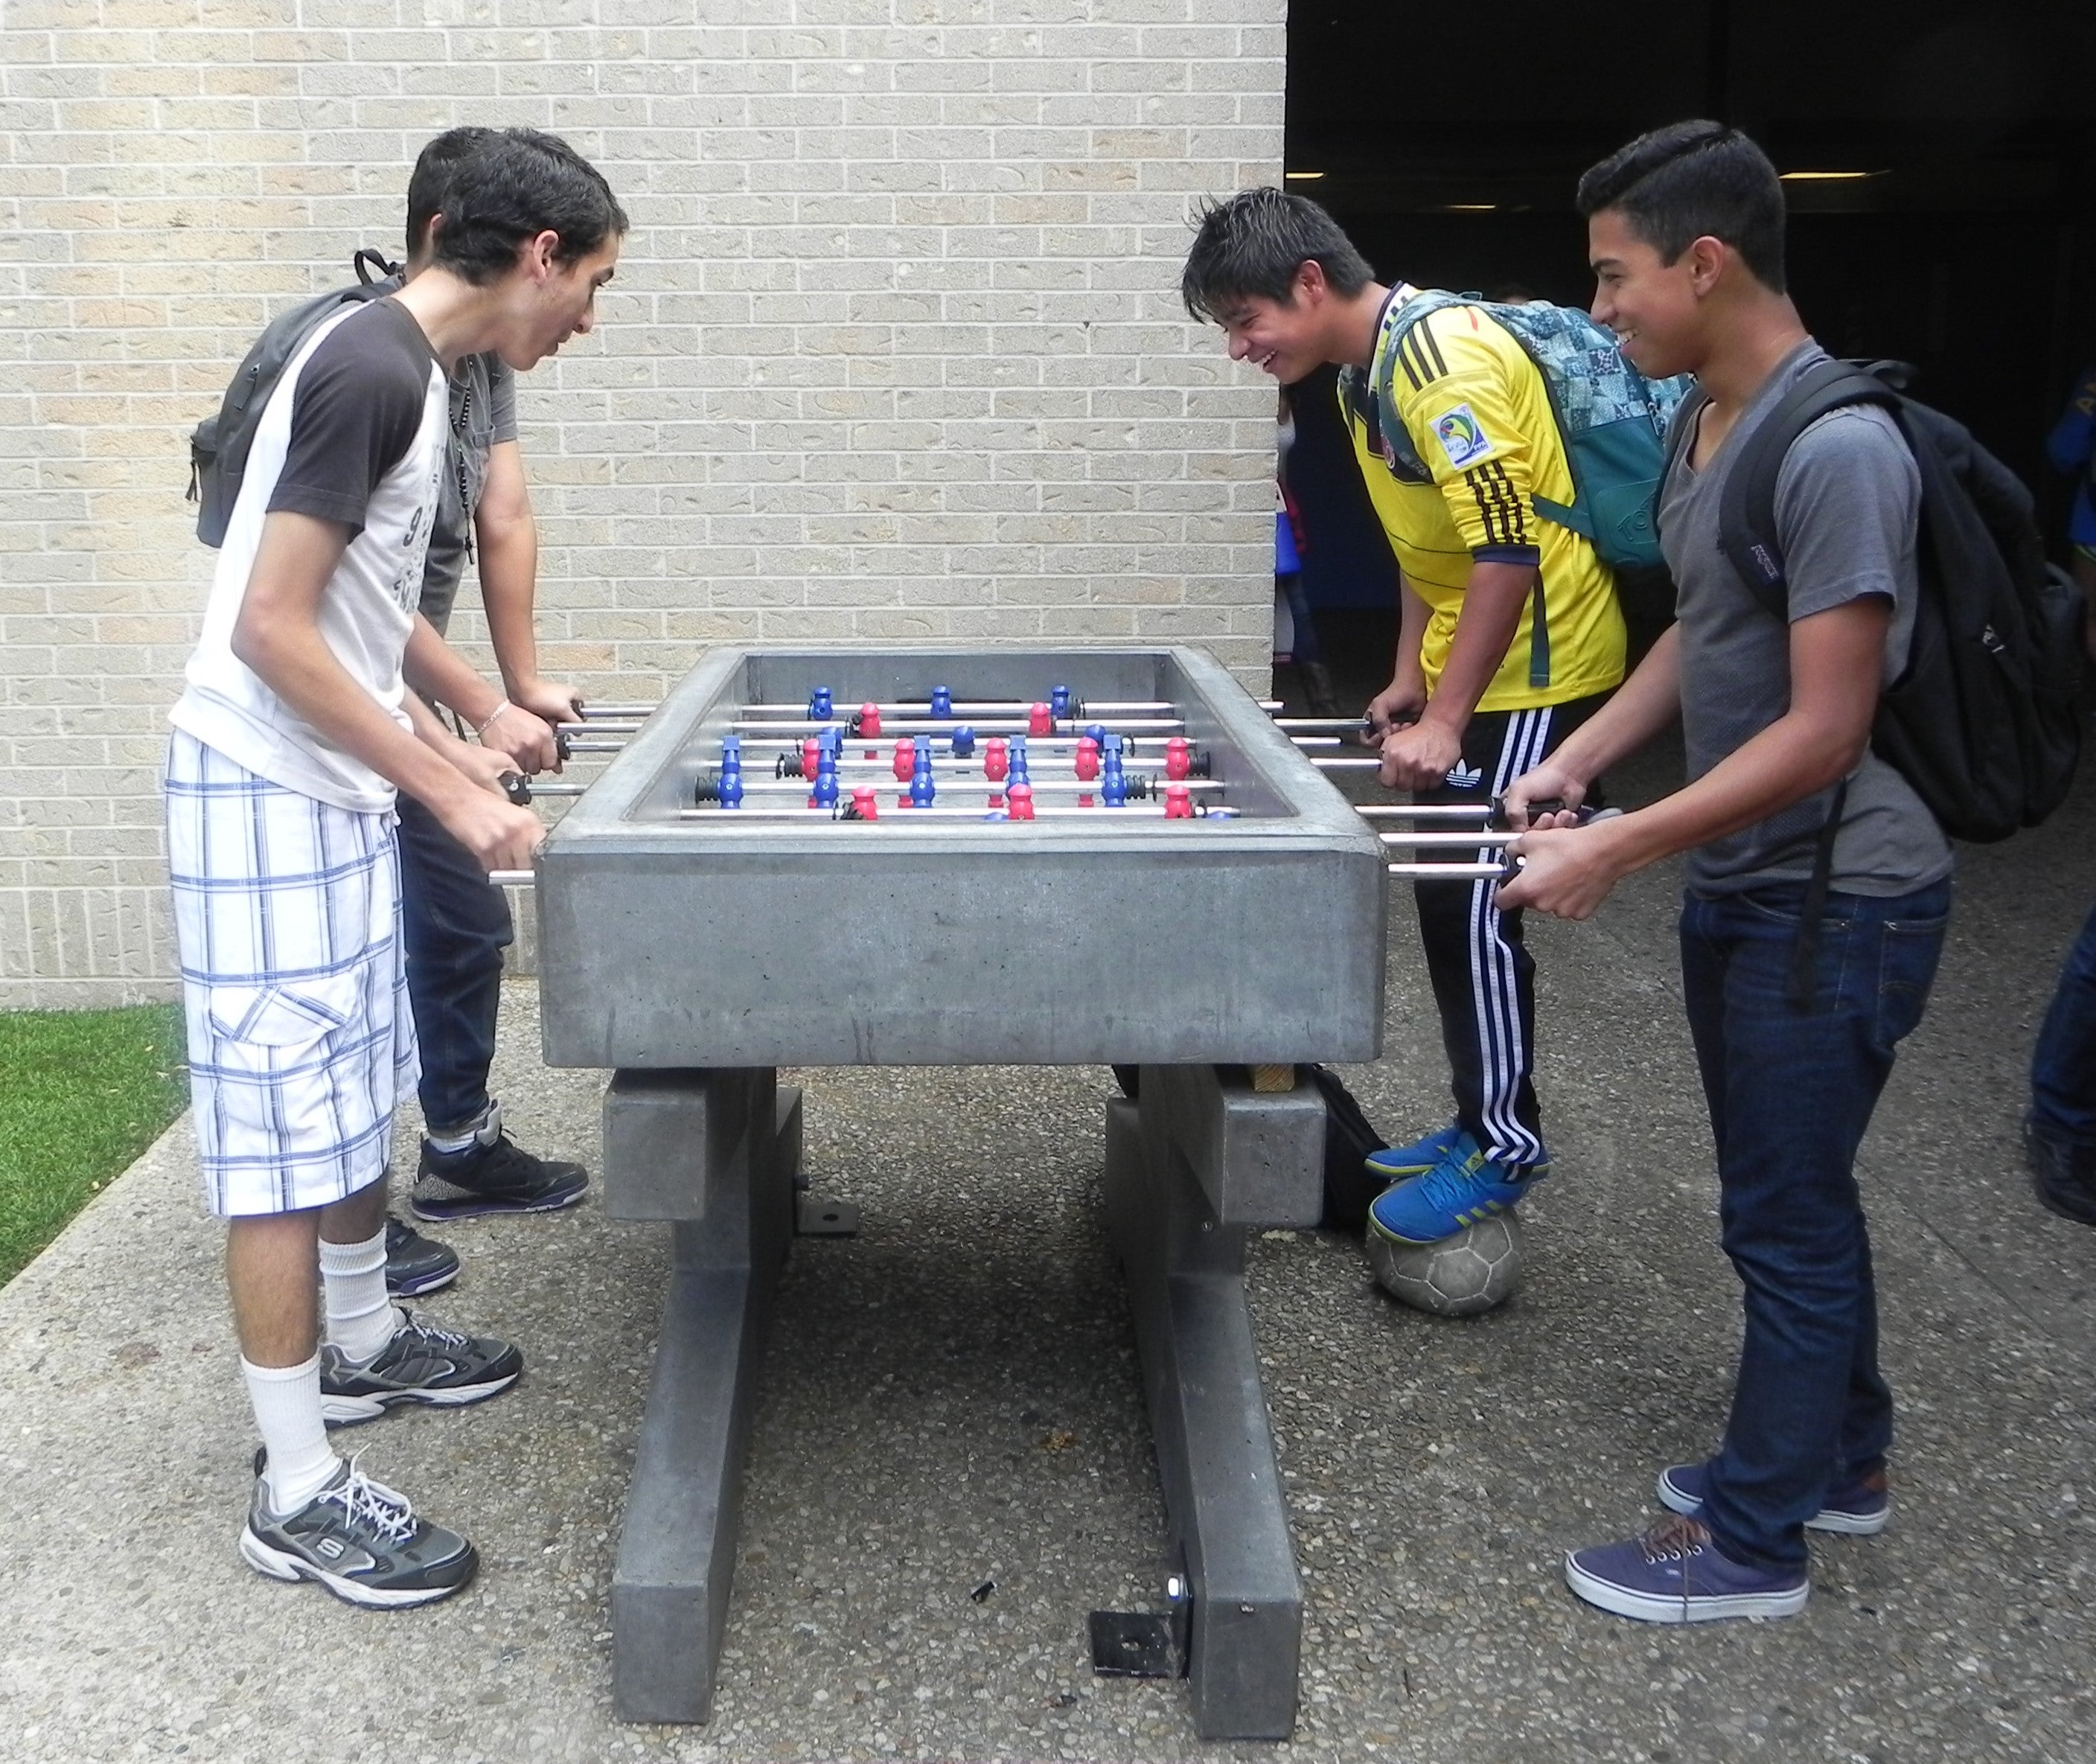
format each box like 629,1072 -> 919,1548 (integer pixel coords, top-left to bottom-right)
1565,1515 -> 1809,1623
1369,1131 -> 1546,1245
1656,1460 -> 1890,1536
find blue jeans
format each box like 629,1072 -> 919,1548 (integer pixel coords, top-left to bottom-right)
395,791 -> 513,1136
2030,895 -> 2096,1147
1679,878 -> 1951,1572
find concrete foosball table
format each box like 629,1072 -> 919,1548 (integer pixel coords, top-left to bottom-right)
525,647 -> 1387,1739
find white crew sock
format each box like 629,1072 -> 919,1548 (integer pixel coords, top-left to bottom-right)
243,1354 -> 339,1516
320,1228 -> 400,1364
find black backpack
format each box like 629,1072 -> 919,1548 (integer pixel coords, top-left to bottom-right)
1704,357 -> 2083,843
187,248 -> 400,546
1672,359 -> 2084,1002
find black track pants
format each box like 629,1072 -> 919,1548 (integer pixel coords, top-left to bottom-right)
1408,691 -> 1609,1169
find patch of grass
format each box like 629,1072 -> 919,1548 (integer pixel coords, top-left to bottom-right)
0,1004 -> 188,1288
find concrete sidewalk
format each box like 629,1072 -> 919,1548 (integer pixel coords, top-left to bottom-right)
4,750 -> 2096,1763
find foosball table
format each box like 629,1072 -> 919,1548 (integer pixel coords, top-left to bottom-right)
512,645 -> 1408,1739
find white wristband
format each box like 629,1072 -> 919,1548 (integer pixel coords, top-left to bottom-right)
475,700 -> 514,740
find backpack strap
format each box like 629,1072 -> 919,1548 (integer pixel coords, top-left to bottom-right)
1369,288 -> 1476,483
1718,358 -> 1906,616
1716,359 -> 1908,1011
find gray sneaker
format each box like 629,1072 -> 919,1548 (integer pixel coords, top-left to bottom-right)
319,1311 -> 523,1425
240,1451 -> 477,1608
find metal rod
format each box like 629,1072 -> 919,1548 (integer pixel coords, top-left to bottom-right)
1378,830 -> 1514,849
562,738 -> 628,753
489,870 -> 536,886
727,716 -> 1187,737
1272,717 -> 1370,732
1309,756 -> 1383,771
578,703 -> 657,719
722,732 -> 1183,753
557,720 -> 642,735
675,805 -> 1230,822
1387,862 -> 1510,880
703,774 -> 1224,793
737,697 -> 1186,717
515,782 -> 586,797
1352,804 -> 1498,820
712,755 -> 1219,779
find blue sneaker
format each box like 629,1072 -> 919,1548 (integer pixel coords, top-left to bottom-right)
1564,1515 -> 1809,1623
1363,1121 -> 1466,1183
1656,1460 -> 1890,1537
1367,1133 -> 1544,1245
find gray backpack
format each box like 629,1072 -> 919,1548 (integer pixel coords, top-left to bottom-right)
186,249 -> 399,546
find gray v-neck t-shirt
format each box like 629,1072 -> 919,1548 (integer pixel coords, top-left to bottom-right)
1661,341 -> 1952,898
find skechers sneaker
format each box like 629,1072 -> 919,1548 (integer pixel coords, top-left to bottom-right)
1564,1514 -> 1809,1623
410,1102 -> 588,1221
1656,1460 -> 1891,1536
1363,1121 -> 1467,1184
319,1311 -> 523,1425
240,1448 -> 477,1608
384,1212 -> 460,1299
1368,1132 -> 1545,1245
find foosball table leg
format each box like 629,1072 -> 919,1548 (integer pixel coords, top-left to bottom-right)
1102,1066 -> 1321,1742
601,1067 -> 798,1723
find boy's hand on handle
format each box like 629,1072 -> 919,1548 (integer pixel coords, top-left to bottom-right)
480,701 -> 560,776
1378,718 -> 1463,791
1362,677 -> 1425,744
437,787 -> 545,878
510,675 -> 586,742
444,739 -> 520,796
1496,758 -> 1590,831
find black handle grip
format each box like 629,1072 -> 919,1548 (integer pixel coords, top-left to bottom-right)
503,774 -> 531,806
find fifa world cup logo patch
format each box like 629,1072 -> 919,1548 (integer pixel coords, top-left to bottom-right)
1432,404 -> 1492,469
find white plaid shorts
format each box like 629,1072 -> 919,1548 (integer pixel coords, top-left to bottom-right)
165,729 -> 419,1217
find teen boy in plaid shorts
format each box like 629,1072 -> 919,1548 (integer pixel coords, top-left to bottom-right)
166,129 -> 624,1607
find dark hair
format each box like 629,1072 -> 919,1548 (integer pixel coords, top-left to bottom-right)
1576,121 -> 1788,294
427,127 -> 630,287
1180,188 -> 1374,322
406,126 -> 498,258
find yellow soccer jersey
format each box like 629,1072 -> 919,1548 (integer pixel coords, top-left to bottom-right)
1341,291 -> 1626,711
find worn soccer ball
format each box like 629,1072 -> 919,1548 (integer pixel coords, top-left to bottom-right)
1367,1211 -> 1526,1318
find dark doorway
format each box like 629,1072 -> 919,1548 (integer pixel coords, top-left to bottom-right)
1279,0 -> 2096,699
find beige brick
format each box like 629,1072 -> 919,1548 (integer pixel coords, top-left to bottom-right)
0,0 -> 1283,998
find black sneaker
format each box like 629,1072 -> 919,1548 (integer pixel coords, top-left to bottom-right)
240,1448 -> 477,1608
319,1311 -> 523,1425
385,1212 -> 460,1298
410,1102 -> 588,1221
2023,1113 -> 2096,1227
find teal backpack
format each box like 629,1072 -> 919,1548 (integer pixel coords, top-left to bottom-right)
1355,290 -> 1691,576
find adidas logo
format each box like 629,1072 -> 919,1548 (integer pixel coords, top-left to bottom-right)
1445,761 -> 1484,789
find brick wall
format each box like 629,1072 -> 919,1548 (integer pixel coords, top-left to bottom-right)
0,0 -> 1285,1008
